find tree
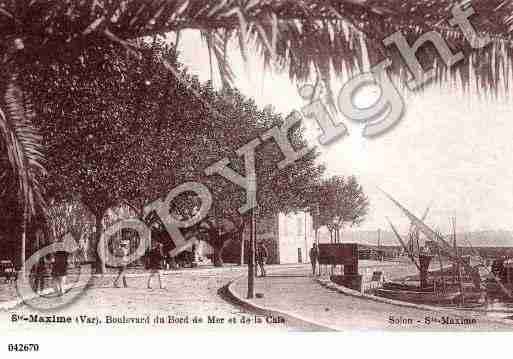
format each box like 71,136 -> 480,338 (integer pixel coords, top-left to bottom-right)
141,83 -> 325,267
2,1 -> 509,273
46,200 -> 96,263
201,89 -> 323,266
310,175 -> 369,243
15,33 -> 323,271
1,0 -> 510,224
17,40 -> 193,272
0,1 -> 508,94
0,76 -> 47,278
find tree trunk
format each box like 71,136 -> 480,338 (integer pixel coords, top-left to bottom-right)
94,212 -> 106,274
20,214 -> 27,282
213,244 -> 224,267
206,225 -> 225,267
239,236 -> 244,266
239,227 -> 245,266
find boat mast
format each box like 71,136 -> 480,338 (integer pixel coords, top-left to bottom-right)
387,218 -> 421,272
435,229 -> 446,294
452,217 -> 464,306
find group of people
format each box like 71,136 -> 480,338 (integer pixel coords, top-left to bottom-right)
115,240 -> 272,286
29,240 -> 167,295
114,241 -> 166,289
256,242 -> 321,277
31,249 -> 70,296
29,239 -> 274,295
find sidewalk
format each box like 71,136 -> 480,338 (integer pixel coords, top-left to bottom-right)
228,264 -> 513,331
0,263 -> 306,309
0,265 -> 289,334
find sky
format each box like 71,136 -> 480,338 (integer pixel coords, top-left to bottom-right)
171,31 -> 513,236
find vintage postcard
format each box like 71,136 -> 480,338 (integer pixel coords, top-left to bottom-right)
1,0 -> 513,354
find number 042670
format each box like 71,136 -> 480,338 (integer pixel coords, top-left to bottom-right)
8,344 -> 39,352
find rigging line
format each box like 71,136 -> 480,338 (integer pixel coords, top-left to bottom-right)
386,217 -> 421,272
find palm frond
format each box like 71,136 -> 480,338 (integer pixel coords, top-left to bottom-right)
0,76 -> 47,221
200,30 -> 215,82
1,1 -> 511,94
199,28 -> 236,88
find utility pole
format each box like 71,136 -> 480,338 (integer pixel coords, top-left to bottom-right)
240,233 -> 244,267
314,204 -> 320,246
247,176 -> 256,299
304,211 -> 308,263
247,208 -> 255,298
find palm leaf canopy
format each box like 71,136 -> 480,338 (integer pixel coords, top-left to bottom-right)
1,0 -> 513,93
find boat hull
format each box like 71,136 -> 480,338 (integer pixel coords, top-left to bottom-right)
375,288 -> 461,304
485,280 -> 513,299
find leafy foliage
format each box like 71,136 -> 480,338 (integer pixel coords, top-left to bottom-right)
145,81 -> 325,265
0,1 -> 511,95
3,0 -> 507,266
14,40 -> 189,270
1,0 -> 512,232
14,36 -> 324,268
309,175 -> 369,237
18,40 -> 179,217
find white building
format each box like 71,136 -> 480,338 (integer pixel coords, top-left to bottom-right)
277,212 -> 316,264
238,211 -> 317,264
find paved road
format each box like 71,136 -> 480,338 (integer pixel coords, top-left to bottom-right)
3,261 -> 511,334
0,265 -> 306,335
230,263 -> 513,331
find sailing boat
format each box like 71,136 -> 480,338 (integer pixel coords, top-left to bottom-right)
484,257 -> 513,300
375,217 -> 462,304
460,233 -> 513,301
375,192 -> 488,305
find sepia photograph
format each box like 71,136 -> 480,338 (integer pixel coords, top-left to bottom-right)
1,0 -> 513,356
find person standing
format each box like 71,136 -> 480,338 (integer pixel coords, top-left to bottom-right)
52,250 -> 69,296
32,229 -> 46,294
113,240 -> 130,288
32,256 -> 46,294
147,242 -> 165,289
309,243 -> 319,276
255,242 -> 268,277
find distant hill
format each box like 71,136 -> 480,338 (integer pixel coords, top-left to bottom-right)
460,230 -> 513,247
324,229 -> 513,248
